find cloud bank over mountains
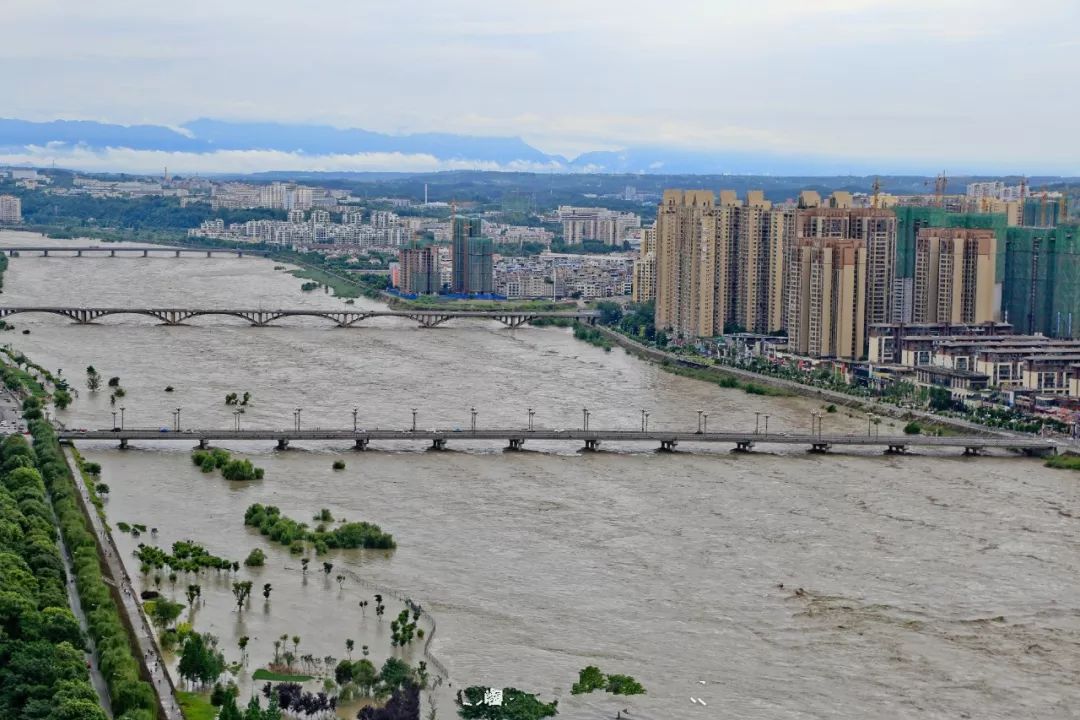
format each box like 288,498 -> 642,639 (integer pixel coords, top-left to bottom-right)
0,117 -> 1075,177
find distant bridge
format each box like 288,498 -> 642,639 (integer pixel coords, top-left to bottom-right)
56,427 -> 1057,456
0,306 -> 599,328
2,246 -> 271,258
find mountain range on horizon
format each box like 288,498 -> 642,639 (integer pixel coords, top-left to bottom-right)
0,117 -> 1074,177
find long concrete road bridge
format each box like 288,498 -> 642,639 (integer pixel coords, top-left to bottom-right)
0,306 -> 599,328
2,245 -> 271,258
57,427 -> 1057,456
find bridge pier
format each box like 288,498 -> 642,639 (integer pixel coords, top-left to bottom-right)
354,438 -> 369,451
507,438 -> 525,451
237,251 -> 244,257
118,438 -> 128,449
109,249 -> 116,257
42,249 -> 49,257
431,438 -> 447,451
206,251 -> 212,257
734,440 -> 754,452
276,438 -> 289,450
175,250 -> 181,257
76,250 -> 82,257
1022,446 -> 1055,457
197,438 -> 208,450
963,446 -> 983,456
658,439 -> 677,452
809,443 -> 831,453
886,444 -> 907,454
142,249 -> 148,257
583,439 -> 601,451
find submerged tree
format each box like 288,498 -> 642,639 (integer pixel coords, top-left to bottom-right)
86,366 -> 101,392
232,581 -> 253,613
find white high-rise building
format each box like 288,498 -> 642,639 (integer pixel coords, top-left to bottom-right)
0,195 -> 21,224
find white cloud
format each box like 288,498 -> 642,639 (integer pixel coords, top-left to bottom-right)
0,145 -> 567,175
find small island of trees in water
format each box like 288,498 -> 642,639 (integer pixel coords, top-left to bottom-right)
244,503 -> 396,553
192,448 -> 265,481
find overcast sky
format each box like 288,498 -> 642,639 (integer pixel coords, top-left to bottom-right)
4,0 -> 1079,172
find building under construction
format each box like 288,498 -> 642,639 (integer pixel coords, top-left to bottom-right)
1002,224 -> 1080,337
892,207 -> 1008,322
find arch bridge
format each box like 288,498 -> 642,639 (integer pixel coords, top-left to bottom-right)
0,306 -> 599,329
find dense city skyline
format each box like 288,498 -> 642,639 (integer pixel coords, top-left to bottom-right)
4,1 -> 1079,174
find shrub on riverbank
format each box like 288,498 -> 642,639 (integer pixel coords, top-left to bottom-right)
1045,454 -> 1080,471
244,503 -> 396,551
572,322 -> 613,351
903,421 -> 922,435
658,361 -> 788,398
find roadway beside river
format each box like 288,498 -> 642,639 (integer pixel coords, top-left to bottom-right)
594,325 -> 1027,439
62,446 -> 183,720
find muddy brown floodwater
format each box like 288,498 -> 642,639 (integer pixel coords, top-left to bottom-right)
2,230 -> 1079,719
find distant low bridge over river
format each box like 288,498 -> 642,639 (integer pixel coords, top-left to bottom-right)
56,427 -> 1057,456
0,306 -> 599,328
2,246 -> 271,258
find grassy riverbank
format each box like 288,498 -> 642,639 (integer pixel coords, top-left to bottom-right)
1045,454 -> 1080,471
657,360 -> 788,396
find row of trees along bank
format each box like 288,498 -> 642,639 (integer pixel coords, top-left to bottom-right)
1,368 -> 157,719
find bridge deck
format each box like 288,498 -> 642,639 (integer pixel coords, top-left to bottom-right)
56,428 -> 1056,454
0,306 -> 599,327
3,246 -> 269,256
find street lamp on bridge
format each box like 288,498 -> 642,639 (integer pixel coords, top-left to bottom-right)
470,407 -> 477,432
353,408 -> 358,433
233,410 -> 241,431
644,411 -> 650,432
294,408 -> 302,432
703,412 -> 708,434
697,409 -> 704,434
119,406 -> 125,430
527,408 -> 535,431
755,412 -> 761,434
582,407 -> 590,431
764,414 -> 769,437
411,408 -> 417,433
176,407 -> 181,432
111,411 -> 117,430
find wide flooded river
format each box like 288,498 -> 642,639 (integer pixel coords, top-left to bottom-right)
2,231 -> 1079,719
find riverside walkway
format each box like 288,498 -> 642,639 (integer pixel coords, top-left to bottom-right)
62,448 -> 183,720
59,427 -> 1057,456
0,306 -> 599,328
